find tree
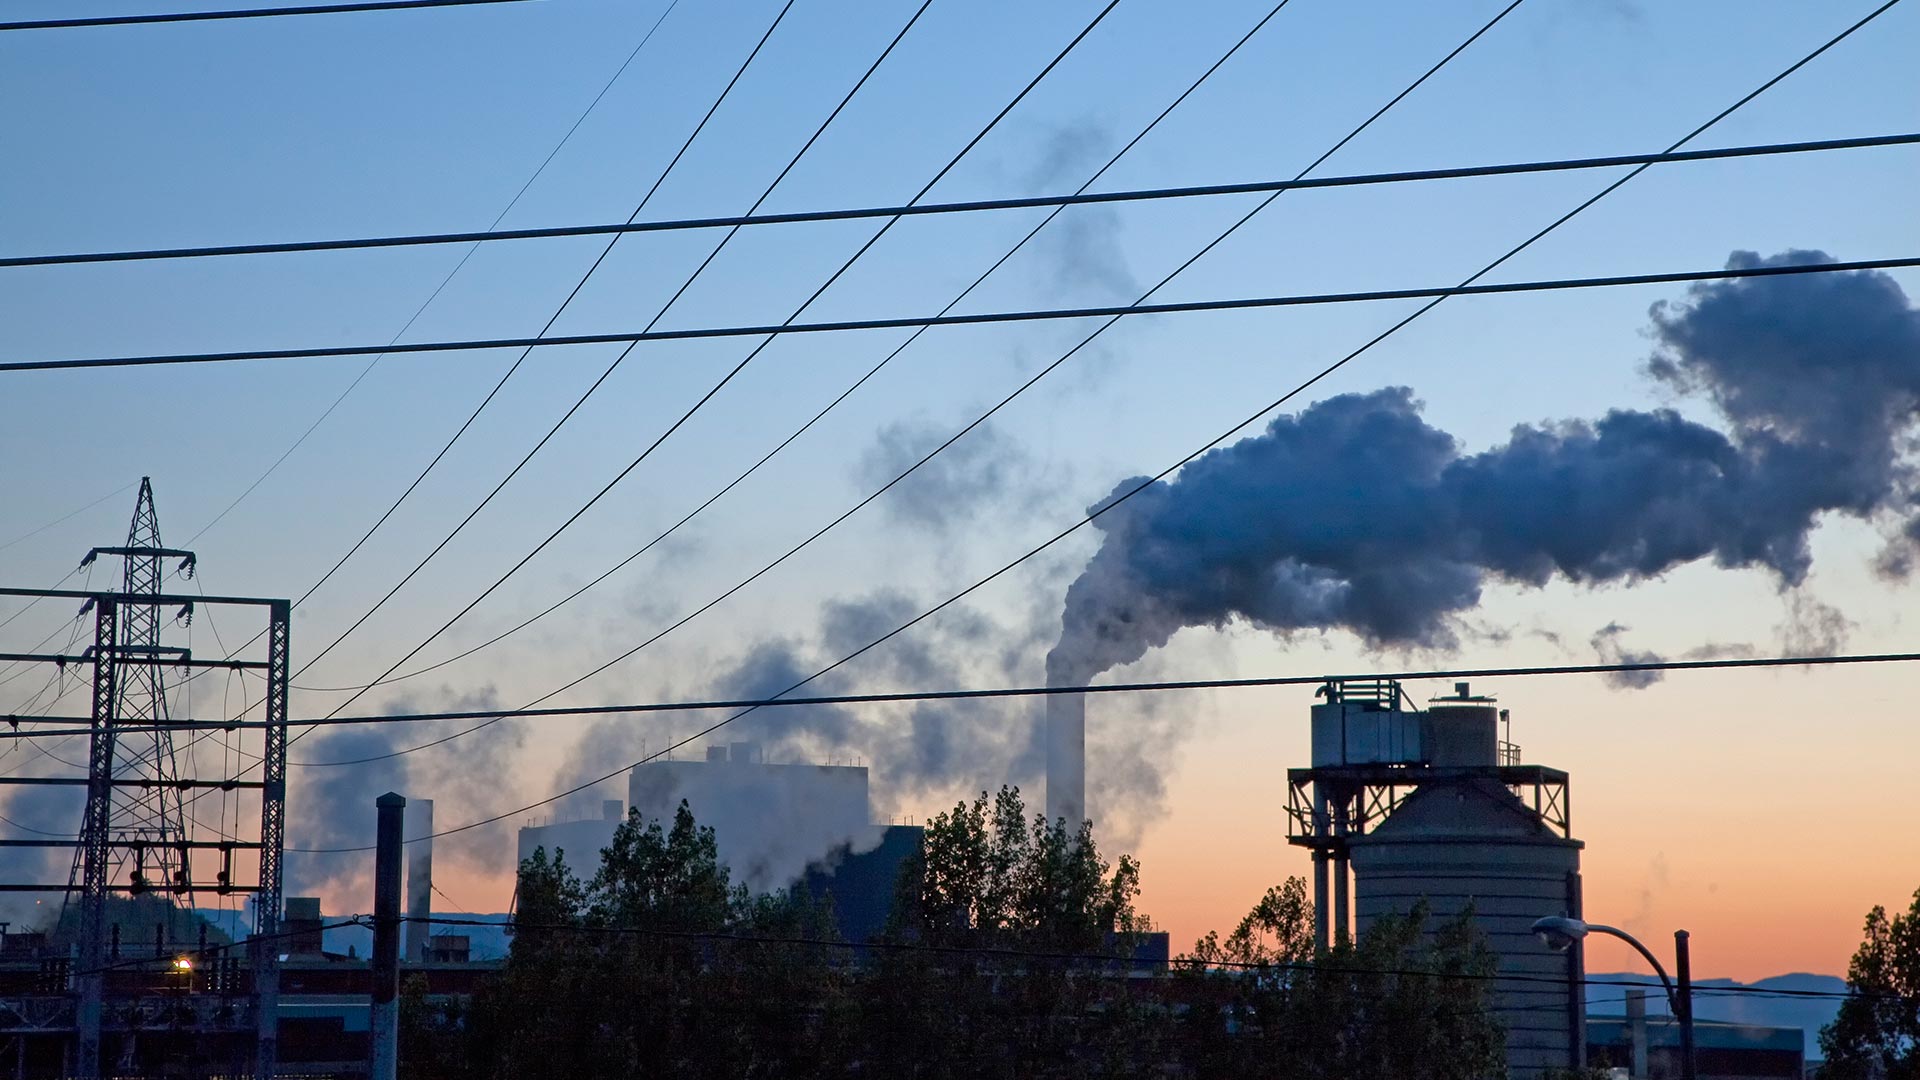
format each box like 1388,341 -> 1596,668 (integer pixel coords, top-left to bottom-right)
1176,879 -> 1506,1080
1186,876 -> 1315,969
858,786 -> 1163,1080
462,800 -> 845,1080
1819,888 -> 1920,1080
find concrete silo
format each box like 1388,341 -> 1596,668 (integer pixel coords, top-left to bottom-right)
1288,680 -> 1583,1079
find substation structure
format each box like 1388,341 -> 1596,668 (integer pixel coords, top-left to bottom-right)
0,480 -> 290,1078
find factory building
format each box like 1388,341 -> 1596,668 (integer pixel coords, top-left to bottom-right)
514,798 -> 627,877
628,741 -> 875,894
510,745 -> 914,941
1289,680 -> 1583,1079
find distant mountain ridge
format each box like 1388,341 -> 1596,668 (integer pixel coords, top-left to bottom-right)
1587,971 -> 1848,1056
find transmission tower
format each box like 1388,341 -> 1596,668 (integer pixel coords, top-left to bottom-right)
69,478 -> 196,904
0,478 -> 291,1078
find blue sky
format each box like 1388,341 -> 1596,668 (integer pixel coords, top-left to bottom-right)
2,0 -> 1917,975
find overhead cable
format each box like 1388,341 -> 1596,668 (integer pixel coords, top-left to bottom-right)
154,0 -> 942,786
290,0 -> 1126,721
283,0 -> 930,685
178,0 -> 685,549
286,0 -> 1303,695
319,0 -> 1900,848
1,0 -> 539,31
11,650 -> 1920,738
247,0 -> 1536,776
0,484 -> 137,554
140,0 -> 751,706
154,0 -> 794,701
9,255 -> 1913,376
8,132 -> 1913,270
604,0 -> 1919,809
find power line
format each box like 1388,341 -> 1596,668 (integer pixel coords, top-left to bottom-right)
178,0 -> 684,549
286,0 -> 1303,696
307,0 -> 1896,850
252,0 -> 1531,783
292,0 -> 1126,724
13,650 -> 1920,738
261,0 -> 1527,775
261,252 -> 1918,731
136,0 -> 931,789
136,0 -> 728,719
0,0 -> 540,31
151,0 -> 791,697
12,255 -> 1914,376
10,132 -> 1914,271
0,484 -> 136,554
600,0 -> 1911,803
284,0 -> 931,688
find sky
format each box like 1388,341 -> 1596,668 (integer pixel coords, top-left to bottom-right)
1,0 -> 1917,982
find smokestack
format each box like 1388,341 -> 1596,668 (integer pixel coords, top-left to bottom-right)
1045,694 -> 1085,828
1041,252 -> 1920,824
372,793 -> 405,1080
404,798 -> 432,963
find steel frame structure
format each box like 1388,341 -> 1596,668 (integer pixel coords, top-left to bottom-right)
0,570 -> 288,1077
1285,720 -> 1570,952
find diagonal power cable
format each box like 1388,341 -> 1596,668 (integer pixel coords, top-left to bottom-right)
180,0 -> 686,549
0,0 -> 539,32
147,0 -> 690,695
288,0 -> 1304,695
280,0 -> 923,684
24,131 -> 1912,273
293,0 -> 1125,716
294,0 -> 1904,846
146,0 -> 789,711
284,0 -> 1520,767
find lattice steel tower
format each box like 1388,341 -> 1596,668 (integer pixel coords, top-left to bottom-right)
69,477 -> 197,903
3,478 -> 289,1077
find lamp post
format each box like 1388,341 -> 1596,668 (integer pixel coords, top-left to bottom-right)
1533,916 -> 1694,1080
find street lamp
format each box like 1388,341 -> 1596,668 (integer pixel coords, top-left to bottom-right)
1532,916 -> 1695,1080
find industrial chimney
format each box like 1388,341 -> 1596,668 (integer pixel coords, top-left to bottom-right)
404,798 -> 432,963
1045,694 -> 1085,829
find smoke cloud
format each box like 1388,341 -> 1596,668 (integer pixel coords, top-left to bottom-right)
1015,118 -> 1139,302
1049,249 -> 1919,734
856,419 -> 1031,531
1589,623 -> 1664,690
546,590 -> 1050,890
286,684 -> 516,912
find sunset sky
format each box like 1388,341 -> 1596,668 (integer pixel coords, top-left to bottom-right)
2,0 -> 1916,983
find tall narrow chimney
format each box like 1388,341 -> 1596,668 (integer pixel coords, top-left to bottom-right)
1045,694 -> 1085,829
404,798 -> 433,963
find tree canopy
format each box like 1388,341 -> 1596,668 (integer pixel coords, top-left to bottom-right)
1819,888 -> 1920,1080
403,789 -> 1510,1080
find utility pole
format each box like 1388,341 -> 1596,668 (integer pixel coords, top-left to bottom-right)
371,793 -> 406,1080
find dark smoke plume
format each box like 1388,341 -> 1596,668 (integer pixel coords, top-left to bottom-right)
1050,249 -> 1920,701
1589,623 -> 1665,690
286,684 -> 514,909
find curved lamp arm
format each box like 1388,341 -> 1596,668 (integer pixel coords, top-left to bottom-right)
1585,922 -> 1681,1017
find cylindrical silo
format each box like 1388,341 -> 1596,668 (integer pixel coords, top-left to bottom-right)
1346,778 -> 1585,1080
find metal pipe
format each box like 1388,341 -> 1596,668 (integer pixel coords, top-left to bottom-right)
1312,849 -> 1330,952
1675,930 -> 1696,1080
371,793 -> 405,1080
